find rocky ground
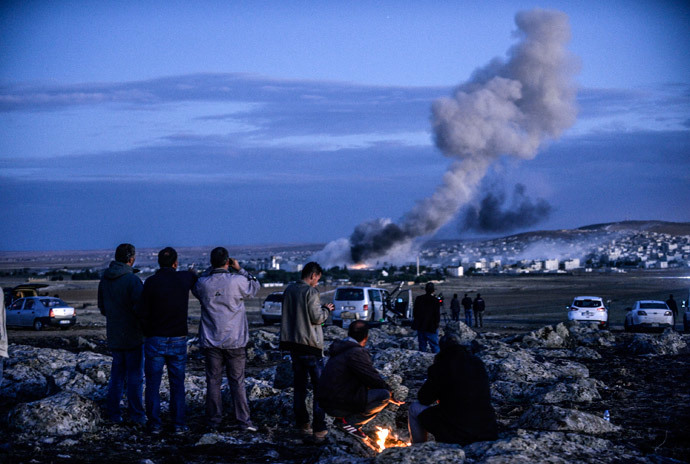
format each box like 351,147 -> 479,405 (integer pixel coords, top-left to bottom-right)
1,321 -> 689,464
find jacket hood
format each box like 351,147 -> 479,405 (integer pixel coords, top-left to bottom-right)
327,338 -> 361,357
103,260 -> 134,280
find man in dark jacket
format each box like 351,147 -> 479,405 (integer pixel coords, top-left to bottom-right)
450,294 -> 461,322
666,294 -> 678,327
412,282 -> 441,353
139,247 -> 198,435
408,333 -> 498,445
280,262 -> 333,442
461,293 -> 473,327
473,293 -> 486,328
98,243 -> 145,425
318,320 -> 402,439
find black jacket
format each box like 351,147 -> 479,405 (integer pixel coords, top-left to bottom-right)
317,339 -> 390,412
461,296 -> 473,310
412,293 -> 441,332
473,297 -> 486,312
418,344 -> 498,445
139,267 -> 198,337
98,261 -> 144,350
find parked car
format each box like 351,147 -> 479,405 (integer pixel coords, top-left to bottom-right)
332,286 -> 391,328
5,296 -> 76,330
624,300 -> 673,332
260,291 -> 284,325
567,296 -> 609,328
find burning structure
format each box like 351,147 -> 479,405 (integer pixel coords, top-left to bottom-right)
314,9 -> 578,267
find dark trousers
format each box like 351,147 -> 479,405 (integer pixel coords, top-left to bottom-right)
291,354 -> 326,433
204,347 -> 251,427
475,311 -> 484,327
325,388 -> 391,428
145,336 -> 187,428
107,346 -> 145,423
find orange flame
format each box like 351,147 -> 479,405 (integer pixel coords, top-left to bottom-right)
350,263 -> 369,270
374,426 -> 411,452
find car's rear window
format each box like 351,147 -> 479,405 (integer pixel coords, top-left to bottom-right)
573,299 -> 602,308
265,294 -> 283,303
41,298 -> 68,307
639,302 -> 668,309
335,288 -> 364,301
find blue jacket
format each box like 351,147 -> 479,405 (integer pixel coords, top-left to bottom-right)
98,261 -> 144,350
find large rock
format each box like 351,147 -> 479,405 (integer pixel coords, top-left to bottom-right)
534,378 -> 602,404
0,363 -> 52,401
515,404 -> 620,435
373,349 -> 435,380
9,391 -> 101,437
464,429 -> 646,463
521,323 -> 573,349
566,323 -> 616,348
480,344 -> 589,384
440,321 -> 478,345
376,442 -> 465,464
627,329 -> 687,355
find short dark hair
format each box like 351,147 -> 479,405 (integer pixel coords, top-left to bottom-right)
348,320 -> 369,342
158,247 -> 177,268
115,243 -> 136,264
210,247 -> 229,268
425,282 -> 435,294
301,261 -> 323,280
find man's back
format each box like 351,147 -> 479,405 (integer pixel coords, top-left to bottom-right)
140,268 -> 197,337
461,296 -> 473,310
280,281 -> 329,355
473,297 -> 485,312
195,269 -> 259,349
412,293 -> 441,332
98,260 -> 143,350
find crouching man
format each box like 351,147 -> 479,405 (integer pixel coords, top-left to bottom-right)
408,333 -> 498,445
318,320 -> 403,440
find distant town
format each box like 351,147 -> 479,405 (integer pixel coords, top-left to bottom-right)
1,221 -> 689,285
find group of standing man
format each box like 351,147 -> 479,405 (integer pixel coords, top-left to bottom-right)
98,243 -> 259,434
450,292 -> 486,328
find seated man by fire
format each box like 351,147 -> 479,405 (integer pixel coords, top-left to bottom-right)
407,332 -> 498,445
317,320 -> 403,440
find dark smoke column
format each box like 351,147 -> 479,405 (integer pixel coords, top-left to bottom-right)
314,9 -> 579,266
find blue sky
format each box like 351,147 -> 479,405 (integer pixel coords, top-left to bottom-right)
1,0 -> 688,251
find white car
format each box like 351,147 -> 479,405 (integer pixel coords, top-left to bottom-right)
625,300 -> 674,332
332,286 -> 391,328
567,296 -> 609,328
260,291 -> 283,325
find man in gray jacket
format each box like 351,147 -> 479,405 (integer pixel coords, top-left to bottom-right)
98,243 -> 145,425
279,262 -> 333,442
194,247 -> 260,431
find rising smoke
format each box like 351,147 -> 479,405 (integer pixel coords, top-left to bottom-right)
462,183 -> 553,233
314,9 -> 578,266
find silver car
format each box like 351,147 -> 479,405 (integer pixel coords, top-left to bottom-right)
625,300 -> 674,332
6,296 -> 77,331
260,292 -> 284,325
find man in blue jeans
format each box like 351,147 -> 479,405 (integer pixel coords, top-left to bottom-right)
98,243 -> 145,425
412,282 -> 441,354
139,247 -> 198,435
279,262 -> 333,443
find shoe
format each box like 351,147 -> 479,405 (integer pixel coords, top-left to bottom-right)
242,424 -> 258,433
333,418 -> 366,440
298,423 -> 312,436
147,424 -> 162,436
174,425 -> 190,436
313,429 -> 328,444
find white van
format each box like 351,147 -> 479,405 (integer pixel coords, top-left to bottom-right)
331,286 -> 391,327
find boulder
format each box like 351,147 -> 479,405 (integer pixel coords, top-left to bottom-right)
566,323 -> 616,348
376,442 -> 465,464
373,349 -> 435,380
480,345 -> 589,384
627,329 -> 687,355
440,321 -> 477,345
521,323 -> 572,349
51,369 -> 106,401
245,377 -> 280,401
323,325 -> 348,341
9,391 -> 101,437
535,378 -> 602,404
515,404 -> 620,435
0,364 -> 52,401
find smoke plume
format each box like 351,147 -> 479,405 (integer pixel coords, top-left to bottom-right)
314,9 -> 578,266
462,183 -> 552,233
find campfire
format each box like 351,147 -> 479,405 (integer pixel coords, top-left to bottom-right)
374,426 -> 411,452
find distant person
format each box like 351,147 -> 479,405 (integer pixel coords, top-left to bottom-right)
98,243 -> 145,425
318,320 -> 403,440
194,247 -> 260,432
407,333 -> 498,445
139,247 -> 198,435
412,282 -> 441,353
450,294 -> 461,322
279,262 -> 334,443
0,286 -> 7,390
666,294 -> 678,327
473,293 -> 486,328
461,293 -> 473,327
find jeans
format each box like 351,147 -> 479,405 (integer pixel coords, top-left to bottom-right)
475,311 -> 484,328
291,354 -> 326,433
407,401 -> 431,443
145,336 -> 187,428
204,347 -> 251,427
417,331 -> 440,353
0,357 -> 5,388
464,309 -> 473,327
325,388 -> 391,428
107,346 -> 145,423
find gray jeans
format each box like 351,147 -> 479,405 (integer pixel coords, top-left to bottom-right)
407,401 -> 431,443
204,347 -> 251,427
